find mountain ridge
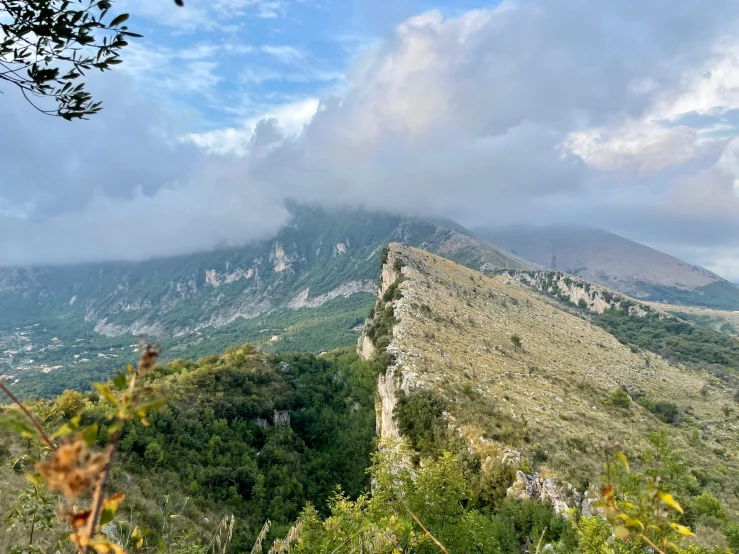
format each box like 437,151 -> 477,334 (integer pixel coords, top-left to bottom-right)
0,206 -> 529,398
360,243 -> 739,516
477,225 -> 739,310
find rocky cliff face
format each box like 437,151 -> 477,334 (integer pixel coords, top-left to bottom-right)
502,269 -> 661,317
359,248 -> 405,440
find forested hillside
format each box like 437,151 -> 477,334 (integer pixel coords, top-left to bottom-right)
1,346 -> 379,551
0,206 -> 528,399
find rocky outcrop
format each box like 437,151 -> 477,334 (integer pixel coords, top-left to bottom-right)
507,471 -> 584,516
288,280 -> 376,309
376,368 -> 401,439
271,242 -> 294,272
502,270 -> 666,318
274,410 -> 291,428
359,247 -> 407,439
205,267 -> 254,287
358,334 -> 375,360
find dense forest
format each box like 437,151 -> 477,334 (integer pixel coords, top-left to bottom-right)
1,346 -> 379,551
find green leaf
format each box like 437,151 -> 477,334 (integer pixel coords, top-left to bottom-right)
109,13 -> 130,27
613,525 -> 630,539
112,372 -> 127,391
100,492 -> 125,526
108,421 -> 125,435
51,414 -> 82,439
670,523 -> 695,537
82,424 -> 99,447
658,491 -> 683,514
94,383 -> 120,406
614,451 -> 630,472
0,412 -> 41,442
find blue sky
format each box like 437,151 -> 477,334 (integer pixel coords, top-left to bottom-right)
3,0 -> 739,281
117,0 -> 488,133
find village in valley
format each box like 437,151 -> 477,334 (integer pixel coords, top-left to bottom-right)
0,324 -> 139,390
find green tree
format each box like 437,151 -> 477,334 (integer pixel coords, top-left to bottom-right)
689,492 -> 726,527
574,515 -> 613,554
54,389 -> 85,418
0,0 -> 183,119
4,483 -> 56,554
408,451 -> 468,547
608,387 -> 632,409
144,441 -> 165,466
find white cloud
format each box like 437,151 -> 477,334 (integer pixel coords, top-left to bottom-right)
189,97 -> 319,155
5,0 -> 739,274
0,174 -> 289,266
119,42 -> 222,100
262,45 -> 305,63
119,0 -> 287,31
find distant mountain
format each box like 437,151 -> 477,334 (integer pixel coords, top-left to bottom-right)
0,205 -> 528,397
476,225 -> 739,310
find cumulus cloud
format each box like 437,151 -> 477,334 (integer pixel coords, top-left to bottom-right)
0,75 -> 288,265
4,0 -> 739,279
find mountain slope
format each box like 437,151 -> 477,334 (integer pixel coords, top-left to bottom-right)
1,346 -> 378,551
361,244 -> 739,516
0,206 -> 528,397
476,225 -> 739,310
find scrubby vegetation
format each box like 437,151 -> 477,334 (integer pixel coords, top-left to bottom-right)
608,387 -> 632,409
1,345 -> 378,551
594,312 -> 739,374
296,441 -> 577,554
634,281 -> 739,312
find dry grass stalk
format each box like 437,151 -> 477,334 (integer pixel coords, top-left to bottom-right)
268,519 -> 302,553
403,503 -> 449,554
0,341 -> 164,554
250,520 -> 271,554
207,514 -> 235,554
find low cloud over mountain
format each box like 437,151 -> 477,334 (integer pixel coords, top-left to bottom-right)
3,0 -> 739,279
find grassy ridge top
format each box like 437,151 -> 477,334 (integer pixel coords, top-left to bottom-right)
384,244 -> 739,513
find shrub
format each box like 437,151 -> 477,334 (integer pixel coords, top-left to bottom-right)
636,397 -> 681,425
653,401 -> 680,425
575,515 -> 612,554
394,390 -> 444,455
54,389 -> 86,418
636,396 -> 656,412
393,257 -> 405,272
567,437 -> 589,453
382,277 -> 405,303
474,459 -> 514,509
380,245 -> 390,265
689,492 -> 726,525
725,522 -> 739,551
608,387 -> 631,409
510,334 -> 522,349
578,298 -> 588,309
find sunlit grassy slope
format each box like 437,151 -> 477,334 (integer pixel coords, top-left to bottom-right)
383,244 -> 739,514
